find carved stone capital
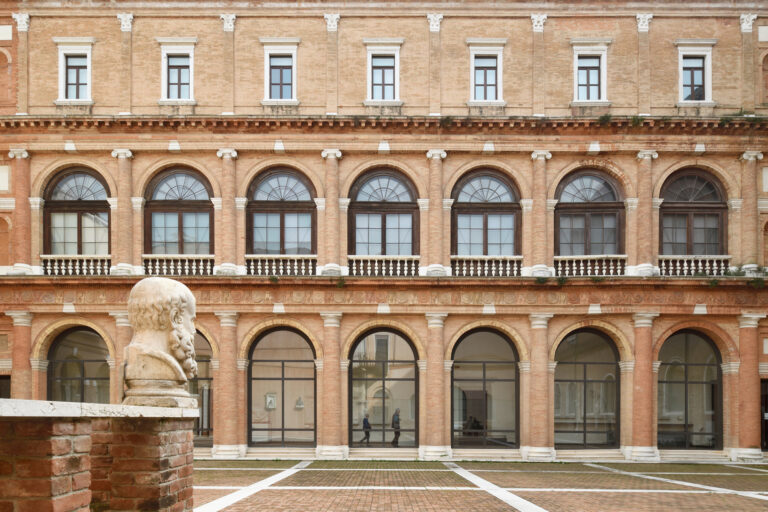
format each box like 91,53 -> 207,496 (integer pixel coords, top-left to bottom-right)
314,198 -> 326,211
131,197 -> 145,211
518,361 -> 531,373
652,198 -> 664,209
520,199 -> 533,212
220,14 -> 236,32
637,150 -> 658,160
417,198 -> 430,211
215,311 -> 239,327
426,313 -> 448,328
216,148 -> 238,160
442,199 -> 454,210
652,361 -> 662,373
619,361 -> 635,373
546,199 -> 558,211
111,148 -> 133,159
739,313 -> 766,329
321,148 -> 342,160
321,312 -> 342,327
741,151 -> 763,161
417,360 -> 428,372
531,14 -> 547,32
339,198 -> 351,212
109,311 -> 131,327
426,149 -> 447,160
633,312 -> 659,328
28,197 -> 44,210
117,13 -> 133,32
624,198 -> 638,211
728,199 -> 743,211
324,13 -> 340,32
721,361 -> 740,374
339,360 -> 350,371
740,14 -> 758,33
12,13 -> 29,32
210,198 -> 223,210
636,14 -> 653,32
6,311 -> 32,326
547,361 -> 558,373
427,13 -> 444,32
236,359 -> 248,371
30,359 -> 48,371
314,359 -> 324,371
107,198 -> 118,211
531,150 -> 552,161
529,313 -> 553,329
8,148 -> 29,159
235,197 -> 247,210
443,360 -> 454,371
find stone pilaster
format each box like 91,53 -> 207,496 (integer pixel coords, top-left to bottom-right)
630,313 -> 660,460
530,151 -> 552,276
8,149 -> 30,274
635,150 -> 658,276
318,312 -> 345,458
12,14 -> 29,114
220,14 -> 236,114
108,311 -> 131,404
740,14 -> 758,111
426,150 -> 447,275
130,197 -> 145,273
324,14 -> 340,114
531,15 -> 547,116
116,14 -> 133,114
740,151 -> 763,270
421,313 -> 449,459
212,311 -> 243,458
110,149 -> 134,275
636,15 -> 653,114
216,149 -> 238,274
5,311 -> 32,399
427,14 -> 443,115
526,313 -> 555,461
735,312 -> 766,461
321,150 -> 342,275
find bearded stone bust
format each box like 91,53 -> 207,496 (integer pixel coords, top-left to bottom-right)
123,277 -> 198,408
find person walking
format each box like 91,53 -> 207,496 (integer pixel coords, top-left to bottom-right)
391,408 -> 401,447
361,413 -> 371,445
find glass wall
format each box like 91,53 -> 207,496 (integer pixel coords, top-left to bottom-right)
658,331 -> 722,449
350,330 -> 417,447
48,327 -> 110,403
554,329 -> 619,448
190,332 -> 213,446
452,329 -> 518,448
248,329 -> 316,447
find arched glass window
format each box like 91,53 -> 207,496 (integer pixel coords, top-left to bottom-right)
44,169 -> 110,255
190,332 -> 213,446
554,329 -> 619,448
349,171 -> 418,256
247,170 -> 315,255
48,327 -> 110,404
658,331 -> 722,449
660,170 -> 726,255
145,169 -> 213,254
452,329 -> 518,448
452,171 -> 520,256
555,172 -> 623,256
350,329 -> 417,447
248,328 -> 316,447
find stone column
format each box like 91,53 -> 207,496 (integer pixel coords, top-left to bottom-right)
530,15 -> 547,116
131,197 -> 144,272
426,150 -> 447,276
212,312 -> 243,458
636,15 -> 653,115
526,313 -> 555,461
116,14 -> 133,114
110,149 -> 134,275
321,150 -> 342,275
324,14 -> 340,114
422,313 -> 449,459
220,14 -> 236,114
5,311 -> 32,399
530,151 -> 551,276
736,312 -> 766,461
12,13 -> 29,114
235,197 -> 247,271
740,14 -> 758,111
216,149 -> 238,274
635,151 -> 658,276
8,149 -> 30,274
630,312 -> 659,460
109,311 -> 131,404
740,151 -> 763,271
318,312 -> 345,458
427,14 -> 443,115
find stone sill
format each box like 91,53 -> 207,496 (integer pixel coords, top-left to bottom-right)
54,100 -> 94,106
261,99 -> 300,106
676,101 -> 717,108
158,99 -> 197,106
363,100 -> 403,107
467,100 -> 507,107
0,398 -> 199,418
570,101 -> 611,107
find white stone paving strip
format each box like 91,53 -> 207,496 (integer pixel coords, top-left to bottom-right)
194,486 -> 245,490
730,464 -> 768,474
271,486 -> 480,490
194,460 -> 312,512
444,462 -> 549,512
585,463 -> 768,503
196,467 -> 453,472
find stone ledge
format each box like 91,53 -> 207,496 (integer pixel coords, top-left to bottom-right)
0,398 -> 199,418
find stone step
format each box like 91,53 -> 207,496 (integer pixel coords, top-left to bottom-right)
451,448 -> 523,461
348,448 -> 419,460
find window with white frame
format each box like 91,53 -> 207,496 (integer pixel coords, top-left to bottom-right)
54,38 -> 94,104
466,39 -> 506,105
260,38 -> 300,104
675,39 -> 716,105
157,38 -> 197,103
570,39 -> 611,104
363,39 -> 403,105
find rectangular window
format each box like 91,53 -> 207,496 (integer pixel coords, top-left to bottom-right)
682,56 -> 705,101
151,212 -> 179,254
570,39 -> 611,104
487,214 -> 515,255
167,55 -> 190,100
253,213 -> 281,254
473,56 -> 497,101
692,214 -> 719,255
559,214 -> 586,256
577,56 -> 601,101
283,213 -> 312,254
371,55 -> 396,101
662,214 -> 687,255
385,213 -> 412,255
589,214 -> 617,254
355,213 -> 382,256
65,55 -> 88,100
51,212 -> 79,255
457,214 -> 483,256
182,212 -> 210,254
0,376 -> 9,399
80,212 -> 109,255
269,55 -> 293,100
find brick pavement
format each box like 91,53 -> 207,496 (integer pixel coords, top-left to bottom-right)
514,491 -> 768,512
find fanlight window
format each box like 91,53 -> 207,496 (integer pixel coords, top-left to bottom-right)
356,175 -> 413,202
453,172 -> 520,256
247,171 -> 315,255
146,170 -> 213,255
44,170 -> 110,255
556,172 -> 623,256
660,171 -> 726,256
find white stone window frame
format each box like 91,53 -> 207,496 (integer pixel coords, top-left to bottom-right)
570,38 -> 612,106
363,38 -> 404,106
675,39 -> 716,106
466,38 -> 507,107
157,38 -> 197,105
260,38 -> 300,106
54,38 -> 95,105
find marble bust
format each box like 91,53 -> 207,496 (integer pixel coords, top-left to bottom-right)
123,277 -> 198,408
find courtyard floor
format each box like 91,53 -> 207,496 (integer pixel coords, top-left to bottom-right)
191,459 -> 768,511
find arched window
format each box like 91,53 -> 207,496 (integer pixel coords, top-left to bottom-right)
248,328 -> 316,447
660,170 -> 726,256
554,329 -> 619,448
451,329 -> 518,448
190,332 -> 213,446
555,171 -> 623,256
247,170 -> 315,255
658,331 -> 722,450
350,329 -> 417,447
48,327 -> 110,404
451,171 -> 520,256
349,171 -> 418,256
44,169 -> 110,255
145,169 -> 213,255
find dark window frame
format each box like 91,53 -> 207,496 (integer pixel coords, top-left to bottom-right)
451,170 -> 522,256
246,169 -> 317,255
348,169 -> 420,256
65,54 -> 88,100
269,54 -> 293,100
659,169 -> 727,256
144,169 -> 214,255
43,168 -> 111,255
167,54 -> 191,100
554,170 -> 625,256
577,54 -> 601,101
682,55 -> 706,101
473,55 -> 498,101
371,54 -> 396,101
190,331 -> 213,446
47,326 -> 110,404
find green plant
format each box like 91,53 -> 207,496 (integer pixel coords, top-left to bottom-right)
597,113 -> 612,125
718,116 -> 733,127
534,276 -> 549,284
631,116 -> 642,127
439,116 -> 454,128
589,275 -> 606,283
707,279 -> 719,288
335,277 -> 346,288
556,276 -> 568,286
268,275 -> 279,284
747,278 -> 765,289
